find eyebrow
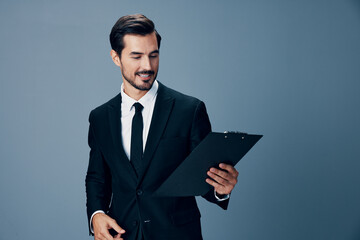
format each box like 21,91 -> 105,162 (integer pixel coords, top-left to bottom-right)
130,50 -> 159,55
150,50 -> 159,54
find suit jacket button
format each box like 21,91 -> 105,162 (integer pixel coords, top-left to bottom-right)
132,220 -> 138,226
136,189 -> 143,196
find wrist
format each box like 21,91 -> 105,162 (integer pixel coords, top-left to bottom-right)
214,189 -> 230,201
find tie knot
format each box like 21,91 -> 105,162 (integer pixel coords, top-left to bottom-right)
133,102 -> 143,113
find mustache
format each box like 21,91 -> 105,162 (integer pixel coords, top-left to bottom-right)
136,70 -> 154,75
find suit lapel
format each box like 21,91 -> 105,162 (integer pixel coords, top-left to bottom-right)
138,83 -> 174,182
107,94 -> 138,182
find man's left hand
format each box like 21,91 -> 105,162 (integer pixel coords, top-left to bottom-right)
206,163 -> 239,195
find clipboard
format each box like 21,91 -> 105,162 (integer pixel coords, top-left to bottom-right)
154,131 -> 263,197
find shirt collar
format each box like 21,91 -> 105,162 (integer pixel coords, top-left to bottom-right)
121,80 -> 159,112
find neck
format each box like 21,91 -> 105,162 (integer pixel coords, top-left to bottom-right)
122,82 -> 148,101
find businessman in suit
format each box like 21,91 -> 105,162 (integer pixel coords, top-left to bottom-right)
85,14 -> 239,240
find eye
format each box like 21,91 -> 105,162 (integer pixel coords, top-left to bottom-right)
149,55 -> 158,58
132,56 -> 141,59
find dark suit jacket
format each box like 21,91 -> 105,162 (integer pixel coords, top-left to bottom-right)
85,82 -> 229,240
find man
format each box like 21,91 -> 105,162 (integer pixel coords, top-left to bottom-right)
85,14 -> 239,240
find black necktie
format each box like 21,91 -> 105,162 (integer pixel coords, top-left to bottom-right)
130,102 -> 144,176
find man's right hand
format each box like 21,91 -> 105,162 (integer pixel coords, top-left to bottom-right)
93,212 -> 125,240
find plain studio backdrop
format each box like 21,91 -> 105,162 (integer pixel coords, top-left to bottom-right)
0,0 -> 359,239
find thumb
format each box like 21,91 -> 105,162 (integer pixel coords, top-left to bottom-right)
109,220 -> 125,235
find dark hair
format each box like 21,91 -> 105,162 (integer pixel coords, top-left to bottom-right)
110,14 -> 162,57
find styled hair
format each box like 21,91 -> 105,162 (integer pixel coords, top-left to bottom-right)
109,14 -> 162,57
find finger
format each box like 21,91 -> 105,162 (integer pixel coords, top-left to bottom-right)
95,231 -> 109,240
219,163 -> 238,176
207,171 -> 228,185
109,220 -> 125,235
206,177 -> 223,189
95,234 -> 107,240
114,234 -> 123,240
209,168 -> 232,181
208,171 -> 236,191
98,227 -> 115,240
206,178 -> 232,195
102,232 -> 114,240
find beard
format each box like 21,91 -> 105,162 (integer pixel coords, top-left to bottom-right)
121,68 -> 158,91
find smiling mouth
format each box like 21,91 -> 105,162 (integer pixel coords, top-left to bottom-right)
136,71 -> 154,79
138,74 -> 151,78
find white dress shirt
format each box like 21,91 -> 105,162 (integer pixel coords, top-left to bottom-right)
120,80 -> 158,159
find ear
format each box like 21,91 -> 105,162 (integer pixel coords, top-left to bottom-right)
110,49 -> 121,67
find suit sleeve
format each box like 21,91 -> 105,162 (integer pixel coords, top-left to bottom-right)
190,101 -> 229,210
85,112 -> 112,235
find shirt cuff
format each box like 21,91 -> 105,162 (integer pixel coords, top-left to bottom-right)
214,189 -> 230,201
90,210 -> 105,233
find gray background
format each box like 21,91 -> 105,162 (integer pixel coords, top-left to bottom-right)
0,0 -> 359,239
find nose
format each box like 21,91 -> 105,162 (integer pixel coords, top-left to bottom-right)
140,56 -> 151,70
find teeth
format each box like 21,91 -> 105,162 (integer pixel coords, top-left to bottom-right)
139,74 -> 150,77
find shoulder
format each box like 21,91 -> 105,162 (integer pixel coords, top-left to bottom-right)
158,82 -> 203,107
88,93 -> 121,122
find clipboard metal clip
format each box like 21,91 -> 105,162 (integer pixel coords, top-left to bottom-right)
223,131 -> 247,139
